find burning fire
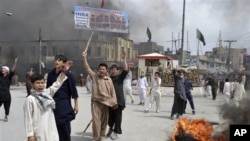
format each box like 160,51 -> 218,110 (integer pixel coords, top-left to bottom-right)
170,118 -> 227,141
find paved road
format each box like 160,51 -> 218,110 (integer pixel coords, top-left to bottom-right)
0,86 -> 226,141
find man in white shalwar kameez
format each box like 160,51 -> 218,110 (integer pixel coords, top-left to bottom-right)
23,70 -> 68,141
136,71 -> 148,105
232,73 -> 247,107
223,78 -> 231,103
86,74 -> 92,94
144,72 -> 162,113
123,69 -> 134,104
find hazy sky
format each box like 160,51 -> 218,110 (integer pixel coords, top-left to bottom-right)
1,0 -> 250,55
116,0 -> 250,55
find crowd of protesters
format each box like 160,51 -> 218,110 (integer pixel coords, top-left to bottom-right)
1,52 -> 247,141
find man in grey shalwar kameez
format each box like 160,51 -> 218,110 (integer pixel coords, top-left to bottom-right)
170,69 -> 187,120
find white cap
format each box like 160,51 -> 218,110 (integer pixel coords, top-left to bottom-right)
2,66 -> 10,72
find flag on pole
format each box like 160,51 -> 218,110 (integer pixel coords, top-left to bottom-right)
196,28 -> 205,46
101,0 -> 105,8
146,27 -> 152,42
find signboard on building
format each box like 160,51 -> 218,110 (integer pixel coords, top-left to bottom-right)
74,6 -> 129,33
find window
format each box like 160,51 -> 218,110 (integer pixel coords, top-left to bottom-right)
127,48 -> 130,59
42,46 -> 46,55
145,59 -> 160,66
97,47 -> 101,56
87,47 -> 91,55
112,48 -> 114,59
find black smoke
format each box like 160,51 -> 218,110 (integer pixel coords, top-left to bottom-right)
214,96 -> 250,141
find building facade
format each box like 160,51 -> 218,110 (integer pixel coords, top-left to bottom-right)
0,34 -> 137,83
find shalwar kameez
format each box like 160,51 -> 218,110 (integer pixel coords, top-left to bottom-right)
46,69 -> 79,141
23,74 -> 67,141
83,61 -> 117,141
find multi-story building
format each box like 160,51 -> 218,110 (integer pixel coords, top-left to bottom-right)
0,34 -> 137,83
197,46 -> 247,79
212,47 -> 247,73
243,55 -> 250,90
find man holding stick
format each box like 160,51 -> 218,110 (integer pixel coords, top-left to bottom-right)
82,50 -> 117,141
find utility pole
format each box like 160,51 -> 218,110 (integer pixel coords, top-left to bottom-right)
39,27 -> 42,74
166,38 -> 181,54
224,40 -> 237,76
180,0 -> 186,66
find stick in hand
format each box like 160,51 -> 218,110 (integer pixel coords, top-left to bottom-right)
84,30 -> 95,52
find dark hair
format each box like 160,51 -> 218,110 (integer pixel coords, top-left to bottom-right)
177,69 -> 184,73
225,78 -> 229,82
55,54 -> 67,63
98,63 -> 108,69
155,72 -> 160,76
110,64 -> 120,70
30,74 -> 45,83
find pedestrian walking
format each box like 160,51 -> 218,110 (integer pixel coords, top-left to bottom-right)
223,78 -> 231,103
241,68 -> 246,96
86,74 -> 92,94
82,51 -> 117,141
46,54 -> 79,141
106,51 -> 128,140
205,77 -> 212,97
136,71 -> 148,105
208,76 -> 218,100
0,57 -> 18,122
230,79 -> 236,97
25,68 -> 33,96
79,73 -> 84,87
23,66 -> 68,141
231,71 -> 247,107
183,75 -> 195,115
144,72 -> 162,113
210,76 -> 218,100
170,69 -> 187,120
219,79 -> 225,95
123,69 -> 134,104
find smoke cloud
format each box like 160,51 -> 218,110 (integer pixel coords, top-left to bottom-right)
214,96 -> 250,141
0,0 -> 176,42
1,0 -> 250,53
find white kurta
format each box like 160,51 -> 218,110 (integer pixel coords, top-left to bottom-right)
123,71 -> 134,103
23,75 -> 67,141
223,82 -> 231,103
86,75 -> 93,93
23,97 -> 59,141
145,78 -> 162,112
136,76 -> 148,103
233,81 -> 247,106
150,78 -> 162,97
223,82 -> 231,96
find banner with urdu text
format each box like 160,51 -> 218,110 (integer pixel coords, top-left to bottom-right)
74,6 -> 129,33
